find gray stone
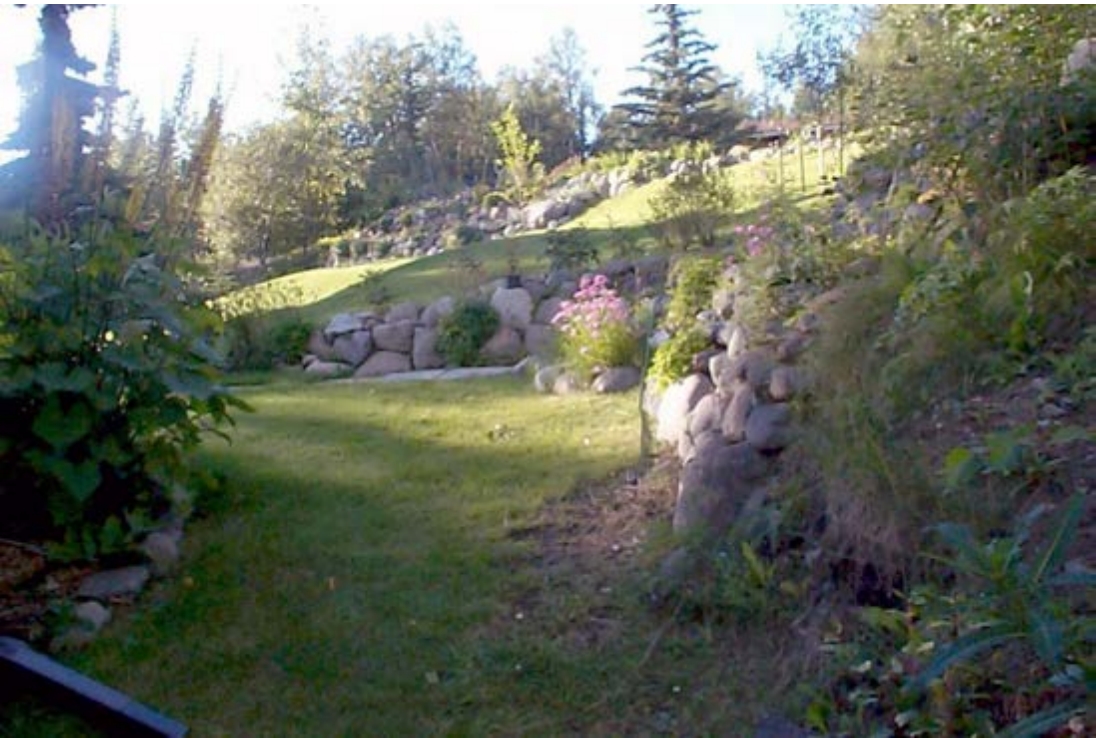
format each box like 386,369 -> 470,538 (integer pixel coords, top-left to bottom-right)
534,364 -> 565,394
333,330 -> 373,366
592,366 -> 641,394
721,380 -> 755,442
769,366 -> 803,402
730,349 -> 774,389
386,301 -> 421,324
304,360 -> 351,378
775,332 -> 808,363
725,325 -> 748,358
490,287 -> 534,328
1063,38 -> 1095,85
522,278 -> 549,304
372,320 -> 415,354
323,312 -> 367,339
482,326 -> 525,365
77,566 -> 150,601
307,329 -> 338,362
755,715 -> 818,738
139,532 -> 180,577
534,297 -> 564,324
553,371 -> 585,395
523,324 -> 557,358
745,403 -> 793,452
74,601 -> 112,632
688,393 -> 728,440
709,352 -> 736,394
421,296 -> 456,328
674,439 -> 771,536
412,327 -> 445,370
354,351 -> 411,378
655,375 -> 715,446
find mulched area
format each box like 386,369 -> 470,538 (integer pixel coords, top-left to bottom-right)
0,542 -> 91,645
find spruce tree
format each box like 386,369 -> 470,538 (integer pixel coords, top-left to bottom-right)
616,4 -> 727,148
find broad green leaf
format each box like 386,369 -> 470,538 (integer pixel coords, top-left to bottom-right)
909,622 -> 1019,691
995,699 -> 1084,738
942,446 -> 981,490
1028,606 -> 1064,667
31,395 -> 93,451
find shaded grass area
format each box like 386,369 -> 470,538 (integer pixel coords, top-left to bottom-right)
52,379 -> 645,735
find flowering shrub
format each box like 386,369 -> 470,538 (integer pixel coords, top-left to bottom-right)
733,221 -> 776,258
552,274 -> 640,381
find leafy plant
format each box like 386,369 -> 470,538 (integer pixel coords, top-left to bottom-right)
551,273 -> 640,382
648,169 -> 735,249
544,227 -> 599,275
436,300 -> 499,367
0,223 -> 246,551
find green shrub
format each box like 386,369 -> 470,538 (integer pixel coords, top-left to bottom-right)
665,255 -> 723,330
436,300 -> 500,367
544,227 -> 599,275
648,329 -> 709,390
0,224 -> 246,549
649,169 -> 735,249
222,315 -> 312,371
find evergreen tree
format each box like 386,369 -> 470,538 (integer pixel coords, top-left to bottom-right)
615,4 -> 726,148
0,5 -> 108,224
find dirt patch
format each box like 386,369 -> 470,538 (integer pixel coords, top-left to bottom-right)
0,542 -> 91,644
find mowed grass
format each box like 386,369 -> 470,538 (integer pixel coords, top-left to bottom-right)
64,378 -> 649,735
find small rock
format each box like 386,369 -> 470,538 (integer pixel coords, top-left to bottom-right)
304,360 -> 351,378
769,366 -> 803,402
730,349 -> 774,389
74,601 -> 111,633
77,566 -> 151,601
775,333 -> 808,363
333,330 -> 373,366
385,301 -> 421,324
688,393 -> 728,439
655,375 -> 715,446
354,351 -> 412,378
553,371 -> 585,395
139,532 -> 180,577
535,365 -> 565,394
721,380 -> 755,442
593,366 -> 641,394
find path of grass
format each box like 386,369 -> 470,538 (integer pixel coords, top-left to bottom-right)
68,379 -> 645,735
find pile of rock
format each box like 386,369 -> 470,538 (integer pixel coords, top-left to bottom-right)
301,282 -> 569,379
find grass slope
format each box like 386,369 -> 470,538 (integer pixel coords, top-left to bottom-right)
219,146 -> 844,327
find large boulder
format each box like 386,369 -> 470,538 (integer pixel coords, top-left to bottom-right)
769,366 -> 805,402
304,360 -> 351,378
722,380 -> 755,442
673,436 -> 771,536
730,349 -> 774,390
592,366 -> 641,394
333,330 -> 373,366
421,296 -> 456,328
307,329 -> 339,362
354,351 -> 412,378
534,297 -> 564,324
523,324 -> 557,358
386,301 -> 421,324
491,287 -> 534,328
372,320 -> 415,354
412,327 -> 445,370
687,393 -> 728,440
655,374 -> 714,446
481,326 -> 525,365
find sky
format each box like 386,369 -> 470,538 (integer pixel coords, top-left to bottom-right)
0,3 -> 791,147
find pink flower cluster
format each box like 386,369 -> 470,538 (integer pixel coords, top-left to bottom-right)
733,222 -> 775,257
551,273 -> 630,340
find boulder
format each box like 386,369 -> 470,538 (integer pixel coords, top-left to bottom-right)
534,297 -> 564,324
307,329 -> 338,362
730,349 -> 774,389
775,332 -> 808,363
323,312 -> 368,340
673,437 -> 771,536
522,277 -> 549,304
523,324 -> 557,358
139,532 -> 180,577
333,330 -> 373,366
688,393 -> 728,439
745,403 -> 793,452
74,601 -> 112,632
412,327 -> 445,370
655,374 -> 714,446
534,364 -> 565,394
386,301 -> 421,324
304,360 -> 351,378
592,366 -> 641,394
77,566 -> 151,601
421,296 -> 456,328
372,320 -> 415,354
1063,37 -> 1095,85
709,352 -> 735,394
482,326 -> 525,365
721,380 -> 755,442
354,351 -> 411,378
491,287 -> 534,328
553,371 -> 585,395
724,324 -> 748,358
769,366 -> 804,402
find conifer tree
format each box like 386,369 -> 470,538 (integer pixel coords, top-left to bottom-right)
616,4 -> 727,148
